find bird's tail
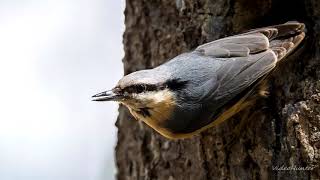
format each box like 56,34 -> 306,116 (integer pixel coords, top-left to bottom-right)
269,22 -> 305,61
244,21 -> 306,61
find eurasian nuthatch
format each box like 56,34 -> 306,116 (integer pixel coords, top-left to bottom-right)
93,22 -> 305,139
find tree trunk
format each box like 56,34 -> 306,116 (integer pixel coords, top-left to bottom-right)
115,0 -> 320,179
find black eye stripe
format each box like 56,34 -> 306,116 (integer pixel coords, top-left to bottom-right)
165,79 -> 188,90
122,84 -> 159,94
120,79 -> 188,94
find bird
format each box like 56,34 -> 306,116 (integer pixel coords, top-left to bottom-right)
92,21 -> 305,139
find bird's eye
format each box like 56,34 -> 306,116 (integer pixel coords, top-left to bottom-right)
135,85 -> 145,93
123,84 -> 155,94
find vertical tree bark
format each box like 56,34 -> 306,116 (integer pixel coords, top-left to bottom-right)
115,0 -> 320,179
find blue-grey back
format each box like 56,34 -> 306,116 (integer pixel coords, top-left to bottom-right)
156,52 -> 223,87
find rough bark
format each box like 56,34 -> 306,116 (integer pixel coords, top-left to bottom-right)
115,0 -> 320,179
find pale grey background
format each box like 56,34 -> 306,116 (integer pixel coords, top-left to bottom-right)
0,0 -> 124,180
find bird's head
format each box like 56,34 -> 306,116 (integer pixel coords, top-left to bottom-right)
92,69 -> 188,128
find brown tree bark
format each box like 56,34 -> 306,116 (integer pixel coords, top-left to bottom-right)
115,0 -> 320,179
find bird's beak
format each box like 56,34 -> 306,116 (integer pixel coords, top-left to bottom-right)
92,90 -> 121,101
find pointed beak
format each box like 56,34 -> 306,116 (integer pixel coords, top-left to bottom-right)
92,90 -> 120,101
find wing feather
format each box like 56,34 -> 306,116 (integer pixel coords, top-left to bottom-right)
214,50 -> 277,100
194,22 -> 305,105
196,33 -> 269,57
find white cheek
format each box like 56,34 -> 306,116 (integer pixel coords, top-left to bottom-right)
130,95 -> 147,107
136,91 -> 164,103
145,90 -> 174,104
152,91 -> 168,103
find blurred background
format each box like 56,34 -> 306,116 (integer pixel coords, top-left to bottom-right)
0,0 -> 124,180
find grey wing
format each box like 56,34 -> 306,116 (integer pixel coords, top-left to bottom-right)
212,50 -> 276,100
196,32 -> 270,57
196,21 -> 304,59
194,21 -> 305,101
